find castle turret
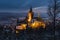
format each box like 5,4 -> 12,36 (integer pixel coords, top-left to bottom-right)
37,12 -> 42,21
27,7 -> 34,22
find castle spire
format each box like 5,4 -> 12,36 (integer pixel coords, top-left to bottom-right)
29,6 -> 32,12
38,12 -> 40,17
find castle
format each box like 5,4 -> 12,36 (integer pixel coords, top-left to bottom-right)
16,7 -> 46,31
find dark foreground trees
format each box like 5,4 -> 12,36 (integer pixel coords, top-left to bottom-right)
47,0 -> 60,40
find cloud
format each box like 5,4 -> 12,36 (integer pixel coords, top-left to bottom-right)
0,6 -> 48,13
0,10 -> 27,13
33,6 -> 48,13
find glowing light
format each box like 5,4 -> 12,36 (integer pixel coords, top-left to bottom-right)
21,24 -> 27,30
41,22 -> 46,28
16,24 -> 27,30
30,21 -> 40,28
28,13 -> 32,22
16,30 -> 19,33
30,21 -> 46,29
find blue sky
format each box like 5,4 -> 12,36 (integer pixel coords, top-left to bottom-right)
0,0 -> 49,10
0,0 -> 60,12
0,0 -> 60,21
0,0 -> 52,18
0,0 -> 52,16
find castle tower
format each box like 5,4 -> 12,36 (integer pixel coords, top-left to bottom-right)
37,12 -> 42,21
27,7 -> 34,22
38,12 -> 40,18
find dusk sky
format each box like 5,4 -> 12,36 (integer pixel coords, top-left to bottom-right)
0,0 -> 50,12
0,0 -> 49,9
0,0 -> 60,21
0,0 -> 60,12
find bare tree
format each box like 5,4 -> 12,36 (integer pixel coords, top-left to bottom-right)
47,0 -> 60,25
47,0 -> 60,39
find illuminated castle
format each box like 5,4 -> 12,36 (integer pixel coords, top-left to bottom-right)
16,7 -> 46,31
27,7 -> 34,23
